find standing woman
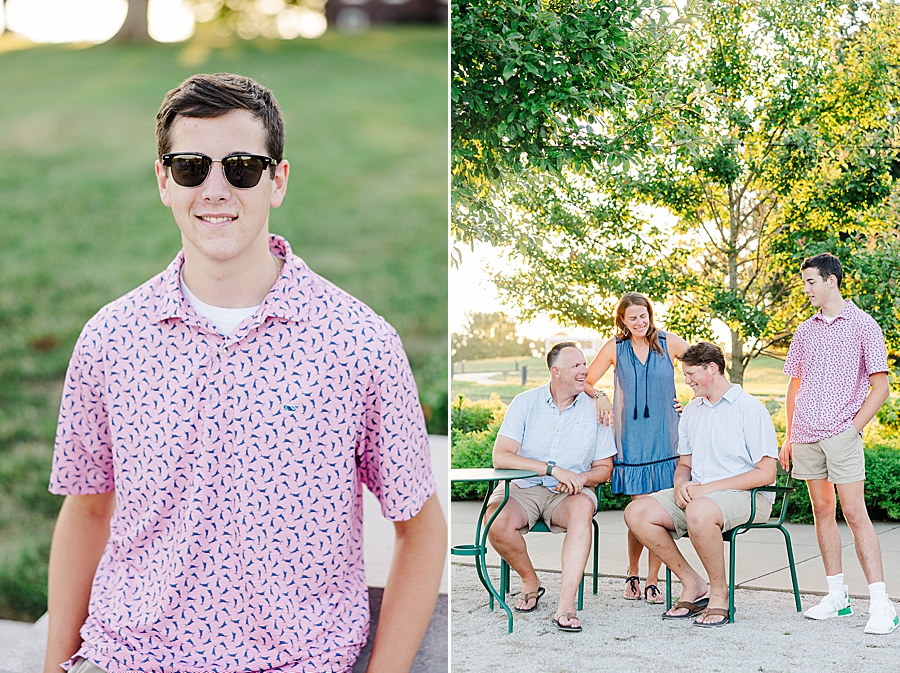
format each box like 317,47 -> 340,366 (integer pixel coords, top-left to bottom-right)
585,292 -> 688,603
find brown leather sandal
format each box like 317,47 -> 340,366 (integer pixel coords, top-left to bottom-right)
662,597 -> 710,619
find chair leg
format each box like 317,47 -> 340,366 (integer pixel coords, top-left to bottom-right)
780,526 -> 802,613
728,537 -> 736,623
592,519 -> 599,595
665,566 -> 672,610
578,573 -> 584,611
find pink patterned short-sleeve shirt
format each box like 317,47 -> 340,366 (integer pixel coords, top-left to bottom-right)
50,235 -> 435,673
783,299 -> 888,444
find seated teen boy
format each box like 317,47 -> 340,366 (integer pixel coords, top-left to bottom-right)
625,341 -> 777,627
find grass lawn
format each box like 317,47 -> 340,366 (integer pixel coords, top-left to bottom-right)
452,354 -> 790,406
0,27 -> 447,620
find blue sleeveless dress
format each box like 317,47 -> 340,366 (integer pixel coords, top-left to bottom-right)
611,332 -> 680,495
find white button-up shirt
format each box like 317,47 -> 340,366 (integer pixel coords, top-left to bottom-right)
498,383 -> 616,489
678,384 -> 778,502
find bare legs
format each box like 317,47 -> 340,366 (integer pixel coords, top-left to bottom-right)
627,494 -> 663,598
486,492 -> 594,624
625,497 -> 725,623
807,478 -> 885,583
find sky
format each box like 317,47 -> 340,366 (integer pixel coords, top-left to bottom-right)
450,241 -> 600,340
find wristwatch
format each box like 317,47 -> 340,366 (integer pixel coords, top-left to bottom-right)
546,460 -> 556,476
593,391 -> 608,400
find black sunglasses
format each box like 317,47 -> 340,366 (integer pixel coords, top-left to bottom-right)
162,152 -> 277,189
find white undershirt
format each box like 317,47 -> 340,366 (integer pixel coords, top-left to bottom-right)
180,277 -> 259,336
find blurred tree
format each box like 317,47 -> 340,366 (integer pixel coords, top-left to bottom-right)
111,0 -> 152,42
484,0 -> 900,384
185,0 -> 326,40
451,311 -> 535,362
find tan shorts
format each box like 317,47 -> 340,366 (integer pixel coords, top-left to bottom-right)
649,488 -> 772,540
487,483 -> 597,534
70,659 -> 106,673
792,425 -> 865,484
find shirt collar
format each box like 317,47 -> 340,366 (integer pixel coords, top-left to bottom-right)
541,382 -> 588,410
700,383 -> 743,407
813,299 -> 855,324
155,234 -> 313,325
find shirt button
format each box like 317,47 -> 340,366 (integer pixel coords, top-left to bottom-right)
218,347 -> 226,357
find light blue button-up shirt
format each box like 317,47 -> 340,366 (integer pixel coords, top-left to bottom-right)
498,383 -> 616,489
678,384 -> 778,502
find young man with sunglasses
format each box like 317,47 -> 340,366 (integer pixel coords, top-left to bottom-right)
44,73 -> 446,673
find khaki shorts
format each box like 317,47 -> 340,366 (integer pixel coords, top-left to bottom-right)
487,483 -> 597,534
792,425 -> 865,484
70,659 -> 106,673
649,488 -> 772,539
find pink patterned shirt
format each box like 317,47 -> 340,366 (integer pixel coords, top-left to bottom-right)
783,300 -> 888,444
50,235 -> 435,673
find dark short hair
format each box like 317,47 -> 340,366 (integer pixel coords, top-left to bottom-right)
801,252 -> 843,288
546,341 -> 578,370
156,73 -> 285,162
680,341 -> 726,375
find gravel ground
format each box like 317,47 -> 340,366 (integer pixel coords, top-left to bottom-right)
450,563 -> 900,673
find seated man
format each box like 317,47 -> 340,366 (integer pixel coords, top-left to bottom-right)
487,341 -> 615,633
625,341 -> 778,627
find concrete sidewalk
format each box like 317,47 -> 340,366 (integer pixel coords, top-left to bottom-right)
452,500 -> 900,600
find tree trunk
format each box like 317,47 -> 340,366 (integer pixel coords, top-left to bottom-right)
729,328 -> 745,384
110,0 -> 152,43
727,185 -> 744,385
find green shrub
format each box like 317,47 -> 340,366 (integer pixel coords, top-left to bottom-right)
450,395 -> 505,437
863,448 -> 900,520
0,537 -> 50,621
597,483 -> 632,511
451,424 -> 500,500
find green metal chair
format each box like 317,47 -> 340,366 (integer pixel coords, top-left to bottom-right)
665,465 -> 802,622
497,484 -> 602,611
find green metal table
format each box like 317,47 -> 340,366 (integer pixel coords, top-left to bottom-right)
450,468 -> 538,633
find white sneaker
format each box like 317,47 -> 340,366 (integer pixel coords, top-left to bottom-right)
805,587 -> 852,620
865,601 -> 899,635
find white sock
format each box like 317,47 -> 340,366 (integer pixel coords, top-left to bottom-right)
868,582 -> 889,604
826,573 -> 845,597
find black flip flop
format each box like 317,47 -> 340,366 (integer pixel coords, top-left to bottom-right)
552,611 -> 583,632
513,586 -> 545,613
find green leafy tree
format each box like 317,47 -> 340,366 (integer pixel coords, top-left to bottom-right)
451,311 -> 535,362
485,0 -> 900,383
451,0 -> 687,252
